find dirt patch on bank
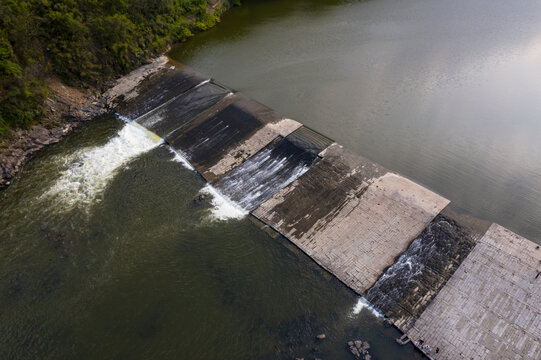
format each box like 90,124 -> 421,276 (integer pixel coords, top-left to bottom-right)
0,78 -> 106,188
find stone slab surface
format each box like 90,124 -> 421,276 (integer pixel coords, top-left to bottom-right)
365,205 -> 491,332
166,93 -> 301,182
107,58 -> 209,119
254,146 -> 450,294
407,223 -> 541,360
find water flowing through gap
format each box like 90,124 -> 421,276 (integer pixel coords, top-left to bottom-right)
213,127 -> 333,211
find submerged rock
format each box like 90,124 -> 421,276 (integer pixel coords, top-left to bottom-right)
347,339 -> 372,360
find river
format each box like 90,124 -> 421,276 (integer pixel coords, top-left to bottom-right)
2,0 -> 540,359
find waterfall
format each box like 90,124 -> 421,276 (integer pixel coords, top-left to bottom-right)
351,297 -> 384,319
213,137 -> 319,211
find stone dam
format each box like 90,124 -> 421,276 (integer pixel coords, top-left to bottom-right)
104,56 -> 541,360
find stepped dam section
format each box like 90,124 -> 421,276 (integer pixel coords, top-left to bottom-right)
106,56 -> 541,359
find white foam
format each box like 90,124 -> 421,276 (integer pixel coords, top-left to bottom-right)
351,297 -> 384,319
42,122 -> 162,211
200,184 -> 248,221
168,147 -> 195,171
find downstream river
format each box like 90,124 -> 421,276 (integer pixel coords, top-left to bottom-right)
2,0 -> 541,359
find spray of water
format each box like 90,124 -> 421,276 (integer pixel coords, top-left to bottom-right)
168,147 -> 195,171
43,107 -> 248,222
42,121 -> 162,211
199,184 -> 248,221
351,297 -> 384,319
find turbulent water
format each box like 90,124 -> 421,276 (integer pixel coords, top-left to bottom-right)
41,121 -> 162,212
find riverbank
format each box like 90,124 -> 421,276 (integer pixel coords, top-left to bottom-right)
0,0 -> 234,189
0,80 -> 106,188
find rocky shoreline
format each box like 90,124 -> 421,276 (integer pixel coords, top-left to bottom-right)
0,0 -> 232,190
0,81 -> 107,189
0,56 -> 173,189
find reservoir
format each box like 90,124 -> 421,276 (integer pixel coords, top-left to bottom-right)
171,0 -> 541,243
2,0 -> 541,359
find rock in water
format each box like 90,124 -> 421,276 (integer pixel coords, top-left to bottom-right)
347,339 -> 372,360
316,333 -> 326,340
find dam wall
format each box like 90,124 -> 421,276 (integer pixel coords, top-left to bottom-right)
106,57 -> 541,359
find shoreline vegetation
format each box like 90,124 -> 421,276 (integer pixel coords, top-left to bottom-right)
0,0 -> 237,187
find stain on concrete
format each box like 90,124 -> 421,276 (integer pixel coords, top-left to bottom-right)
253,143 -> 384,239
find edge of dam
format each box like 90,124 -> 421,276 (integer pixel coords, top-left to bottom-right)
106,56 -> 541,360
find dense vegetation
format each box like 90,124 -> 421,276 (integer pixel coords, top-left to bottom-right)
0,0 -> 233,134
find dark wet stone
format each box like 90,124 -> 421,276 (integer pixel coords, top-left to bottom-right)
365,205 -> 490,331
137,82 -> 229,137
346,339 -> 372,360
213,130 -> 324,211
166,93 -> 280,173
115,63 -> 210,119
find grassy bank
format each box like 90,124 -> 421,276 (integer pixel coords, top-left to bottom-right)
0,0 -> 237,135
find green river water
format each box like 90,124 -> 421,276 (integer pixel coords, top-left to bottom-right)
2,0 -> 541,359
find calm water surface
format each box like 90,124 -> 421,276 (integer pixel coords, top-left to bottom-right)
171,0 -> 541,243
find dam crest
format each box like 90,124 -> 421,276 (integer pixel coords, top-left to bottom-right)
105,56 -> 541,360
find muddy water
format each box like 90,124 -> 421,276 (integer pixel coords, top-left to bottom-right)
171,0 -> 541,243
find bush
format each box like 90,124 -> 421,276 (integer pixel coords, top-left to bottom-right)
0,0 -> 229,133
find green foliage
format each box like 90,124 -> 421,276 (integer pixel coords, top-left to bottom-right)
0,0 -> 229,133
